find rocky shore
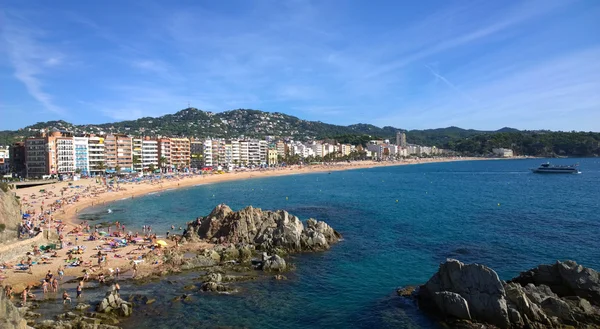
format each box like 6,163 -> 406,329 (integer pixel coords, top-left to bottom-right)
400,259 -> 600,328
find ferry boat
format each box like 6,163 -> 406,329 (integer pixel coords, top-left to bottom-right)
531,162 -> 580,174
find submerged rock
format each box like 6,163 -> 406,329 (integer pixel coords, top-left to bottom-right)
410,259 -> 600,329
261,254 -> 287,272
184,204 -> 342,253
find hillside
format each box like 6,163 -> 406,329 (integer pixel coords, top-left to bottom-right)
0,107 -> 509,144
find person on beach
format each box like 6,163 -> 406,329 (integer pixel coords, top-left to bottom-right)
58,266 -> 64,280
42,280 -> 49,293
45,270 -> 53,282
21,287 -> 28,305
4,284 -> 13,299
62,290 -> 71,304
76,281 -> 83,298
52,278 -> 59,292
132,261 -> 138,277
115,267 -> 120,278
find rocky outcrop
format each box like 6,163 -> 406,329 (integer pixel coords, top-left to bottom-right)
413,259 -> 600,329
184,204 -> 342,253
0,187 -> 21,243
261,253 -> 287,272
0,289 -> 27,329
97,291 -> 133,317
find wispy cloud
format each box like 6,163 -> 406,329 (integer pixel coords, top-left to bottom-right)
1,10 -> 66,115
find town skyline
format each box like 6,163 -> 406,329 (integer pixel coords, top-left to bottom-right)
2,1 -> 599,131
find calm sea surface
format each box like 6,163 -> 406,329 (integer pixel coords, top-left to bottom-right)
72,158 -> 599,329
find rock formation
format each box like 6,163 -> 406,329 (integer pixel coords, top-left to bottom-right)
0,288 -> 27,329
184,204 -> 342,253
0,187 -> 21,243
413,259 -> 600,328
97,290 -> 133,317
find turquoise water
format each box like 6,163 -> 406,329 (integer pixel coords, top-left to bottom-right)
77,158 -> 600,328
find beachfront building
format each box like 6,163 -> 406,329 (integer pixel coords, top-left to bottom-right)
259,140 -> 268,164
231,140 -> 240,166
170,138 -> 190,169
105,134 -> 133,172
217,140 -> 226,166
56,136 -> 75,175
341,144 -> 352,156
268,149 -> 278,166
203,139 -> 213,168
239,140 -> 248,166
158,138 -> 171,171
133,138 -> 143,172
224,141 -> 233,165
73,137 -> 90,175
190,140 -> 204,169
311,142 -> 323,158
0,146 -> 9,174
25,137 -> 48,178
141,138 -> 158,171
88,136 -> 105,175
276,141 -> 286,157
10,142 -> 26,177
248,140 -> 261,165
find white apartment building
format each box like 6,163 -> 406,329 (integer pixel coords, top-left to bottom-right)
312,142 -> 323,158
239,140 -> 248,165
133,138 -> 143,172
231,140 -> 240,165
142,139 -> 158,170
224,142 -> 233,165
259,140 -> 268,164
276,141 -> 286,157
203,139 -> 213,167
248,140 -> 261,164
56,137 -> 75,174
74,137 -> 90,175
88,136 -> 105,175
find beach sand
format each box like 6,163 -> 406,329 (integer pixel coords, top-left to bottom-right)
1,157 -> 481,292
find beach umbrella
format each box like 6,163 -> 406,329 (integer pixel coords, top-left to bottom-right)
156,240 -> 168,247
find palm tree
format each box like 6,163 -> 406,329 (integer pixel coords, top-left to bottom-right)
96,162 -> 107,175
148,163 -> 156,173
158,156 -> 167,172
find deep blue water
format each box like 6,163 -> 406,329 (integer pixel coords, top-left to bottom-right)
76,158 -> 600,329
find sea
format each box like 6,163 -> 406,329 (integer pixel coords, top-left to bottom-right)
68,158 -> 600,328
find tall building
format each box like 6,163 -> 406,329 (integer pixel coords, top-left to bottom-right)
25,137 -> 49,178
88,136 -> 105,175
401,132 -> 407,147
10,142 -> 26,177
170,138 -> 190,169
105,134 -> 133,172
141,138 -> 158,171
239,140 -> 248,165
133,138 -> 143,172
224,142 -> 233,165
203,139 -> 213,167
248,140 -> 261,164
73,137 -> 90,175
259,140 -> 268,164
190,140 -> 204,169
231,140 -> 240,165
276,141 -> 286,157
56,136 -> 75,174
157,138 -> 171,170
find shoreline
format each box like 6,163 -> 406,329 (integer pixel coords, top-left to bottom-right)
1,157 -> 502,291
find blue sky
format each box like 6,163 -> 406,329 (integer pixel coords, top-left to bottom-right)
1,0 -> 599,131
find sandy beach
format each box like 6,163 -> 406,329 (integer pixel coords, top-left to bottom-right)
1,157 -> 481,293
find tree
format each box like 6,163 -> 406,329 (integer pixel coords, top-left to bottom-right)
75,168 -> 82,174
115,165 -> 121,173
148,163 -> 156,173
158,157 -> 167,171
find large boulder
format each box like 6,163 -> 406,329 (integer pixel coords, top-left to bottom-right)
97,290 -> 133,317
184,204 -> 341,253
413,259 -> 600,329
421,259 -> 510,328
511,260 -> 600,306
0,188 -> 21,244
262,254 -> 287,272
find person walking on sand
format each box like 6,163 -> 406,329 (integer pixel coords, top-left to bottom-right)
132,261 -> 138,277
62,290 -> 71,304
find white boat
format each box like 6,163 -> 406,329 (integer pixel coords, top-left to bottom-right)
531,162 -> 580,174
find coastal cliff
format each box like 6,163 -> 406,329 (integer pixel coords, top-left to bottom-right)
0,288 -> 28,329
407,259 -> 600,328
183,204 -> 342,253
0,187 -> 21,243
